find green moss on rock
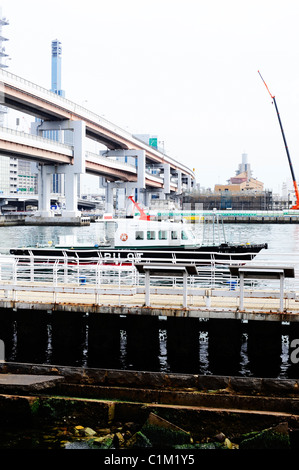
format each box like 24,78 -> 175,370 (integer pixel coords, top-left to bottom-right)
240,428 -> 290,449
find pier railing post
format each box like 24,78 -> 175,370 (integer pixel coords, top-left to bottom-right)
280,273 -> 284,313
63,254 -> 68,284
13,257 -> 17,285
53,260 -> 58,303
239,273 -> 244,311
96,262 -> 101,305
183,271 -> 187,308
145,270 -> 150,306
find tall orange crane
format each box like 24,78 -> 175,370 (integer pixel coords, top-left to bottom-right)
258,70 -> 299,209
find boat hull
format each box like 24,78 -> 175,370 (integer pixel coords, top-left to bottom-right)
9,243 -> 268,265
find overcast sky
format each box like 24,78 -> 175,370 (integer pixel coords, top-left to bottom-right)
1,0 -> 299,194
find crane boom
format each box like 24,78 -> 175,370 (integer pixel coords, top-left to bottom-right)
258,70 -> 299,209
128,196 -> 151,220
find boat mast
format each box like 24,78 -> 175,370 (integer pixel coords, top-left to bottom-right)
258,70 -> 299,209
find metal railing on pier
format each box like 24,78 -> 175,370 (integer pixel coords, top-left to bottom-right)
0,252 -> 298,314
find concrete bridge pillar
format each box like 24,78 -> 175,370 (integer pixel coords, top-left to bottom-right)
61,120 -> 85,218
63,170 -> 80,217
143,189 -> 151,207
177,170 -> 182,193
103,149 -> 146,214
36,164 -> 55,217
105,183 -> 114,214
126,183 -> 137,215
163,163 -> 170,196
33,119 -> 86,218
136,149 -> 146,194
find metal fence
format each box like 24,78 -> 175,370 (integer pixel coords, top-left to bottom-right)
0,253 -> 298,312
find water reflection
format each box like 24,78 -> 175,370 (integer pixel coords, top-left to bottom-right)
0,222 -> 299,254
1,309 -> 298,379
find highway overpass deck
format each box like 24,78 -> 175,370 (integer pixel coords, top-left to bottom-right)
0,127 -> 176,189
0,68 -> 195,180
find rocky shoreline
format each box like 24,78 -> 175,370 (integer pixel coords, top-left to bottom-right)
0,413 -> 295,450
1,363 -> 299,450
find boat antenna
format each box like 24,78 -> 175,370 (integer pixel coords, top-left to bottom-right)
128,196 -> 151,220
258,70 -> 299,209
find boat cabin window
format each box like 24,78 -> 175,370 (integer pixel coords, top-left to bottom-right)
147,231 -> 156,240
181,231 -> 189,240
171,231 -> 178,240
135,231 -> 144,240
158,230 -> 168,240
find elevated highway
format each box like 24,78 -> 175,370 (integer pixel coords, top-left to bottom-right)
0,127 -> 168,188
0,68 -> 195,217
0,68 -> 194,178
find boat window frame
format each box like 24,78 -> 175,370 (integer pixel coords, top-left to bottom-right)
158,230 -> 168,240
147,230 -> 156,240
135,231 -> 144,240
171,230 -> 178,240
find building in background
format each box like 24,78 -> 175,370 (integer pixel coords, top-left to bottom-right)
182,152 -> 289,210
0,155 -> 9,194
17,160 -> 38,194
50,39 -> 66,195
183,189 -> 275,210
0,7 -> 10,194
33,39 -> 69,196
235,152 -> 252,179
0,8 -> 38,196
51,39 -> 65,98
214,153 -> 264,192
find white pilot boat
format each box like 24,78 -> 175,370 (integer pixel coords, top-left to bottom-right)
10,199 -> 268,265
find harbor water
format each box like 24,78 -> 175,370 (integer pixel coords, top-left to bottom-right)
0,220 -> 299,254
0,222 -> 299,378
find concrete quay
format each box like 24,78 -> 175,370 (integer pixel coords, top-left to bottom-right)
24,215 -> 90,226
160,210 -> 299,223
221,215 -> 299,224
0,214 -> 90,226
0,214 -> 25,226
1,282 -> 299,322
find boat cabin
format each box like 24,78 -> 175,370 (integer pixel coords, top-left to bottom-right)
108,219 -> 199,248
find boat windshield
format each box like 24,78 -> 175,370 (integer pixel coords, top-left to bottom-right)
182,230 -> 195,240
133,227 -> 196,242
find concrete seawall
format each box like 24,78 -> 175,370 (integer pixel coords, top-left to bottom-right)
0,214 -> 90,226
220,215 -> 299,223
1,212 -> 299,225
